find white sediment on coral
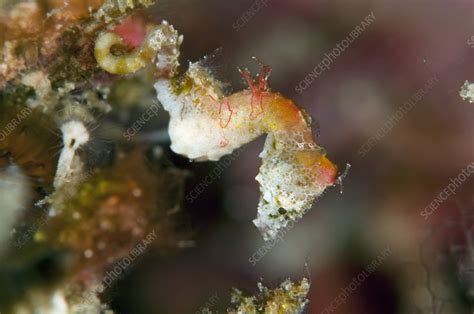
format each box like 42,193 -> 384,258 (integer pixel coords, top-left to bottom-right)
0,165 -> 27,256
21,70 -> 81,113
92,0 -> 154,25
54,120 -> 90,189
21,71 -> 53,109
460,80 -> 474,103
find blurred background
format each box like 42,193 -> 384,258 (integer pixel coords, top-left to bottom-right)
105,0 -> 474,313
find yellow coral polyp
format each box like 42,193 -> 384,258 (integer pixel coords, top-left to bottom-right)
95,31 -> 149,75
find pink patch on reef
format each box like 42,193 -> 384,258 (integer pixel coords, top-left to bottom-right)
113,16 -> 146,48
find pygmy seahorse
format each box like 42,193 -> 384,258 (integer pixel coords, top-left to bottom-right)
155,61 -> 338,240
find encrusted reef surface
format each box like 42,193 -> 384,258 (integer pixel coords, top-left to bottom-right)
227,278 -> 310,314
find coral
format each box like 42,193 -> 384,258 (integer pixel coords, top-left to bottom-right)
460,80 -> 474,103
94,20 -> 182,75
9,285 -> 112,314
0,0 -> 157,87
1,0 -> 337,241
0,144 -> 186,312
38,147 -> 186,285
155,61 -> 338,240
227,278 -> 310,314
93,0 -> 154,24
0,1 -> 187,311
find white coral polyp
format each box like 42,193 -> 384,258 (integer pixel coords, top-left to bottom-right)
54,120 -> 90,189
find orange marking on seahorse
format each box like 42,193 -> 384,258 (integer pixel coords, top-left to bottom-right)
219,99 -> 233,128
249,92 -> 265,120
207,95 -> 234,128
